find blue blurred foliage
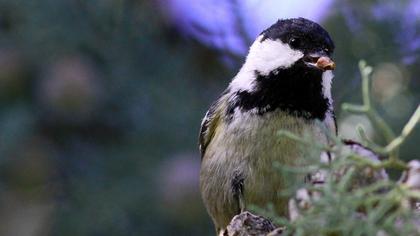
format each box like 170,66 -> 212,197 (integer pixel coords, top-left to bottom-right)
0,0 -> 418,235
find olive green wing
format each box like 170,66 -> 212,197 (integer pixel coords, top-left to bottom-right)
199,88 -> 233,159
199,100 -> 222,158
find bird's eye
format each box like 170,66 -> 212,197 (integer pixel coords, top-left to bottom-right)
324,48 -> 329,53
289,37 -> 301,48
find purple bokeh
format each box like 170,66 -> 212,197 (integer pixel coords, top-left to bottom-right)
401,0 -> 420,64
371,0 -> 420,64
159,0 -> 333,55
159,0 -> 420,64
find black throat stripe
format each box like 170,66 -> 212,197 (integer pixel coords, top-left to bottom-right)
227,60 -> 330,120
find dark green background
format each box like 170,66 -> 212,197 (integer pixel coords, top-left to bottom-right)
0,1 -> 418,235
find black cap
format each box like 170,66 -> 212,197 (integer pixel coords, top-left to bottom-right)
261,18 -> 335,55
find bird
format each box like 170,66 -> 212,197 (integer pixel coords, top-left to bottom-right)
199,17 -> 337,235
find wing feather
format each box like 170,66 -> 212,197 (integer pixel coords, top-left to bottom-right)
199,101 -> 221,157
199,91 -> 229,158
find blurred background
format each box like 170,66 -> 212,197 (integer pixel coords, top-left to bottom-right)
0,0 -> 418,235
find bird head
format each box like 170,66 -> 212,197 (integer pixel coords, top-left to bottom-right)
228,18 -> 336,120
232,18 -> 335,92
248,17 -> 334,74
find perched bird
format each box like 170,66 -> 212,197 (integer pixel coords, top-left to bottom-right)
199,18 -> 337,234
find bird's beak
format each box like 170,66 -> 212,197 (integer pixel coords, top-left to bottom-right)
303,53 -> 336,71
316,57 -> 335,71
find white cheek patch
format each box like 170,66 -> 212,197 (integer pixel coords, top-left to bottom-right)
244,35 -> 304,75
229,35 -> 304,91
